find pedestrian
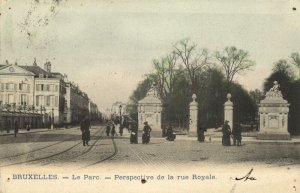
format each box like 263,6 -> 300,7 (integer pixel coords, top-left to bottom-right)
166,124 -> 176,141
142,121 -> 152,144
197,125 -> 205,142
26,122 -> 31,131
6,120 -> 11,133
232,122 -> 242,146
130,123 -> 138,144
106,124 -> 111,136
80,117 -> 91,146
14,120 -> 19,137
119,124 -> 123,136
111,123 -> 116,137
222,120 -> 231,146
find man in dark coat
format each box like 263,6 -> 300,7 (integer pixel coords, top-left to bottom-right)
119,124 -> 123,136
111,123 -> 116,137
106,124 -> 111,136
80,117 -> 91,146
197,126 -> 205,142
232,123 -> 242,146
166,124 -> 176,141
130,123 -> 138,144
142,122 -> 152,144
222,120 -> 231,146
14,120 -> 19,137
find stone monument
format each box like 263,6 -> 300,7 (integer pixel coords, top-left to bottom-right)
189,94 -> 198,137
138,84 -> 163,137
257,81 -> 290,140
224,93 -> 233,130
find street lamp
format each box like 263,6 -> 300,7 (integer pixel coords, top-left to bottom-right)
119,105 -> 122,124
51,108 -> 54,130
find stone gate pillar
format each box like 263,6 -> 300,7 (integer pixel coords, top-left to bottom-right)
257,81 -> 290,140
138,84 -> 164,137
189,94 -> 198,137
224,93 -> 233,130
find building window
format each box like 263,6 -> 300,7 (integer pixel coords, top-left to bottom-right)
36,95 -> 44,106
20,94 -> 28,105
6,83 -> 16,91
36,96 -> 40,106
49,84 -> 55,91
50,95 -> 55,106
36,84 -> 44,91
8,94 -> 14,104
0,83 -> 4,91
46,96 -> 51,106
55,96 -> 58,107
0,94 -> 3,105
19,83 -> 29,91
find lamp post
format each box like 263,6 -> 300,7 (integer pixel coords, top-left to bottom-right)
51,108 -> 54,130
119,105 -> 122,124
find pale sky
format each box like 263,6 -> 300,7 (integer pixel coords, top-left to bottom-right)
0,0 -> 299,111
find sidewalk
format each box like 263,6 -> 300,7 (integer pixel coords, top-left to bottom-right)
0,126 -> 78,137
175,134 -> 300,144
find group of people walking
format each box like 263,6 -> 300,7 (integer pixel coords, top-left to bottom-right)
222,120 -> 242,146
81,117 -> 242,147
104,121 -> 156,144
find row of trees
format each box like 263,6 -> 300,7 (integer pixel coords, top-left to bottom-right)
128,38 -> 300,135
128,39 -> 256,128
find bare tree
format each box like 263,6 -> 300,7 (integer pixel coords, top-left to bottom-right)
152,52 -> 179,99
290,52 -> 300,70
152,58 -> 167,98
173,39 -> 209,93
215,46 -> 255,92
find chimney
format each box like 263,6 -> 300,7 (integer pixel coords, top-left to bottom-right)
44,59 -> 51,72
33,58 -> 37,66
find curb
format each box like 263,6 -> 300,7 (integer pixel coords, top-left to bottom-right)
0,127 -> 79,137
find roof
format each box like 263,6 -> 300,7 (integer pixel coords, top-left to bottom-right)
138,95 -> 162,104
20,65 -> 52,77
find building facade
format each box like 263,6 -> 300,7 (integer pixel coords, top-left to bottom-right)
89,101 -> 100,121
0,64 -> 43,132
0,60 -> 100,130
21,61 -> 66,126
64,82 -> 89,126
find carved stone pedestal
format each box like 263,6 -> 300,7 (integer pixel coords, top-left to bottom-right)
257,81 -> 290,140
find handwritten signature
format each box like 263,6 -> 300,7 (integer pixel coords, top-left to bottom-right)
235,168 -> 257,181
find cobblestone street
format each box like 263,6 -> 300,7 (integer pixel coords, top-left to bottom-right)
0,125 -> 299,171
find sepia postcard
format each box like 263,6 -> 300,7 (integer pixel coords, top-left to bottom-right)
0,0 -> 299,192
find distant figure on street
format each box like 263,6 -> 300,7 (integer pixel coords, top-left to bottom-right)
111,123 -> 116,137
166,124 -> 176,141
106,124 -> 111,136
26,123 -> 31,131
6,120 -> 11,133
222,120 -> 231,146
119,124 -> 123,136
80,117 -> 91,146
197,125 -> 205,142
232,122 -> 242,146
14,120 -> 19,137
130,123 -> 138,144
142,121 -> 152,144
